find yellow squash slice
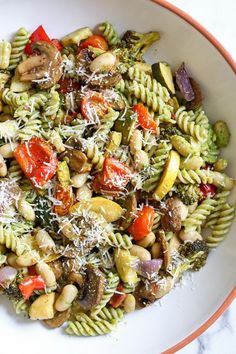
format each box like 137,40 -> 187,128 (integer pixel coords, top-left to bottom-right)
153,150 -> 180,201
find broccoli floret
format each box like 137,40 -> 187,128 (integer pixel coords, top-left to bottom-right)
160,126 -> 182,140
122,30 -> 160,61
175,184 -> 200,205
179,240 -> 209,271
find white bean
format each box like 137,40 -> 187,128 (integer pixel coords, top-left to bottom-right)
16,198 -> 35,221
151,242 -> 162,259
129,129 -> 143,154
35,262 -> 56,288
180,156 -> 203,170
172,198 -> 188,221
0,142 -> 18,158
76,184 -> 92,201
134,150 -> 149,171
169,234 -> 181,252
16,251 -> 40,267
35,230 -> 55,254
130,245 -> 151,261
71,173 -> 88,188
55,284 -> 78,312
179,229 -> 202,242
90,52 -> 117,73
0,153 -> 7,177
137,232 -> 156,248
123,294 -> 136,313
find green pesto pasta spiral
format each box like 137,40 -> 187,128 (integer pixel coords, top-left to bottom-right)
116,79 -> 172,116
2,88 -> 28,109
183,198 -> 217,231
142,130 -> 158,158
14,92 -> 49,119
98,21 -> 121,46
152,212 -> 161,233
17,112 -> 42,141
90,306 -> 124,322
191,108 -> 209,128
0,226 -> 25,256
200,126 -> 219,164
205,191 -> 230,228
8,159 -> 23,181
128,66 -> 170,102
177,169 -> 214,184
175,106 -> 208,141
66,316 -> 117,336
56,119 -> 86,139
106,232 -> 133,249
123,282 -> 136,294
90,272 -> 120,316
93,108 -> 119,149
206,203 -> 235,248
142,142 -> 172,192
8,27 -> 30,70
43,90 -> 60,119
85,143 -> 104,170
12,298 -> 29,315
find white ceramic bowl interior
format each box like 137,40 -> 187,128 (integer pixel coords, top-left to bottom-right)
0,0 -> 235,353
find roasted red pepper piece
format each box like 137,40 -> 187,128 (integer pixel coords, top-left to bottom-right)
25,25 -> 51,55
128,206 -> 154,241
132,103 -> 158,133
19,275 -> 46,300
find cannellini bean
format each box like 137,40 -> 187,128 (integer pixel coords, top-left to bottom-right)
16,251 -> 40,267
90,52 -> 117,73
137,232 -> 155,248
71,173 -> 88,188
134,150 -> 149,171
130,245 -> 151,261
129,129 -> 143,154
35,262 -> 56,287
35,229 -> 55,254
179,229 -> 202,242
55,284 -> 78,312
0,153 -> 7,177
16,198 -> 35,221
123,294 -> 136,313
151,242 -> 162,259
7,253 -> 20,268
180,156 -> 203,170
169,234 -> 181,252
0,142 -> 18,158
172,198 -> 188,221
76,184 -> 92,201
155,276 -> 174,299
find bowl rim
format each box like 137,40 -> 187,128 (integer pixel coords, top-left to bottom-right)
152,1 -> 236,353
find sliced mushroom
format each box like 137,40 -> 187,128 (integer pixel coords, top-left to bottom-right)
17,41 -> 62,89
78,265 -> 105,310
44,308 -> 71,328
120,193 -> 137,230
60,149 -> 92,173
134,276 -> 174,307
76,48 -> 121,89
157,230 -> 171,270
160,198 -> 182,233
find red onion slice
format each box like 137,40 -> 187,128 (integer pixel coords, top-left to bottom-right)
0,266 -> 17,288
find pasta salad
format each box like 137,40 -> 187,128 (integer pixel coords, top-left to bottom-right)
0,22 -> 235,336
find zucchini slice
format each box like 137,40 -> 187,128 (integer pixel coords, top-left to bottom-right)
152,62 -> 175,94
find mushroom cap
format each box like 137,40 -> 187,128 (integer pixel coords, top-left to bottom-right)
78,265 -> 105,310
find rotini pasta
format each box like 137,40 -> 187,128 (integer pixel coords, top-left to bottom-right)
106,232 -> 133,249
98,21 -> 121,46
8,27 -> 30,71
183,198 -> 217,231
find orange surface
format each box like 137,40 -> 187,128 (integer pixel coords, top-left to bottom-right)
151,1 -> 236,353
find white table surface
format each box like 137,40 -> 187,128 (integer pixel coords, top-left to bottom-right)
166,2 -> 236,353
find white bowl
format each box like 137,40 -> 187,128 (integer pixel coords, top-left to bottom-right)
0,0 -> 235,353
